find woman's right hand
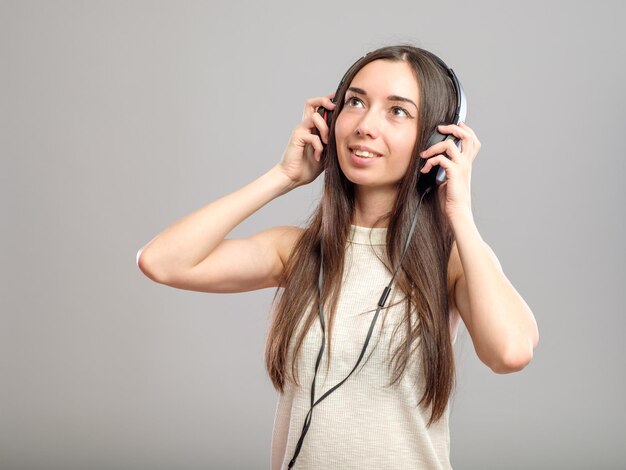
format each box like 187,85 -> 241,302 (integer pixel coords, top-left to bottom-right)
276,94 -> 336,187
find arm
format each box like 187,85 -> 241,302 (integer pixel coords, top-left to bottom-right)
136,95 -> 336,293
448,217 -> 539,374
136,167 -> 299,291
421,121 -> 539,373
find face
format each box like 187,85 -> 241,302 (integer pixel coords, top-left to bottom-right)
334,59 -> 420,192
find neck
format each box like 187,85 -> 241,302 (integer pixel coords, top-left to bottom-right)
352,185 -> 397,228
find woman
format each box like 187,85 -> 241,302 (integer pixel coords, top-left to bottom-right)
137,45 -> 539,469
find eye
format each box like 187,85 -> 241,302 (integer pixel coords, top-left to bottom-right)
345,96 -> 364,108
391,106 -> 411,118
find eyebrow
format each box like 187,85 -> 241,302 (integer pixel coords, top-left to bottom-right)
347,86 -> 418,110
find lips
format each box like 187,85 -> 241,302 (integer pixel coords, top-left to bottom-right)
352,149 -> 378,158
348,145 -> 383,158
347,146 -> 383,167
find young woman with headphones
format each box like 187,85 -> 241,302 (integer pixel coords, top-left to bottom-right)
137,45 -> 539,469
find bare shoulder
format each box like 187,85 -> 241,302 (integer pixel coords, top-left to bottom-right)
255,225 -> 305,270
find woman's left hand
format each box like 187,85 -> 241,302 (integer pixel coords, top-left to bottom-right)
419,121 -> 481,220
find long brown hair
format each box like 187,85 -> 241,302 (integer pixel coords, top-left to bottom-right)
265,45 -> 458,426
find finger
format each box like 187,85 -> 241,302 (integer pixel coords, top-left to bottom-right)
420,154 -> 455,174
436,123 -> 471,142
447,123 -> 479,160
314,95 -> 337,110
459,122 -> 482,149
299,132 -> 324,162
311,111 -> 330,144
441,122 -> 481,154
299,112 -> 328,142
458,121 -> 474,136
302,96 -> 337,120
420,136 -> 462,161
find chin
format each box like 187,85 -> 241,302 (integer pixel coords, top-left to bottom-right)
338,161 -> 371,186
343,173 -> 377,187
337,160 -> 395,189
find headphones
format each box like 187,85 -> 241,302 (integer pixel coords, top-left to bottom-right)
315,49 -> 467,192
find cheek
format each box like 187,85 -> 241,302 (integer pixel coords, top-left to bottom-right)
333,114 -> 350,144
392,132 -> 417,161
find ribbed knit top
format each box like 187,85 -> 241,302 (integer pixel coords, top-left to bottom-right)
270,225 -> 456,469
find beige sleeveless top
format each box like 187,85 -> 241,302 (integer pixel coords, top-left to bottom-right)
271,225 -> 458,469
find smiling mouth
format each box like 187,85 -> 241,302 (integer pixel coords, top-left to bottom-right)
350,148 -> 382,158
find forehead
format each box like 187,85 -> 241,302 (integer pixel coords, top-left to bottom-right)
349,59 -> 419,102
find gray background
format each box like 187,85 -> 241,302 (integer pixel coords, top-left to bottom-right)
2,0 -> 625,469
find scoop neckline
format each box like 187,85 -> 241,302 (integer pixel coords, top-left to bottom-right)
348,224 -> 387,245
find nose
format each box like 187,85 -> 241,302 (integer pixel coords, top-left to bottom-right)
355,108 -> 381,138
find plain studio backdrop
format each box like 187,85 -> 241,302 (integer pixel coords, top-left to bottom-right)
2,1 -> 625,469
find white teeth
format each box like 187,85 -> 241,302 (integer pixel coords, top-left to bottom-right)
353,149 -> 377,158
